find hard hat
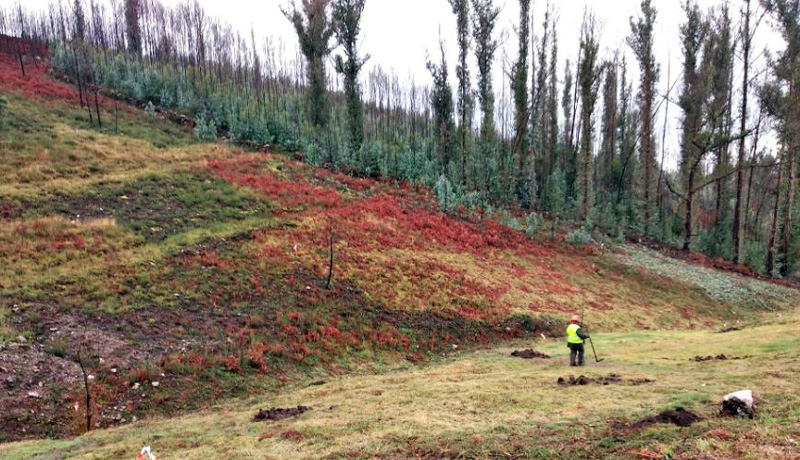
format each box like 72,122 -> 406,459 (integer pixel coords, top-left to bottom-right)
570,315 -> 580,323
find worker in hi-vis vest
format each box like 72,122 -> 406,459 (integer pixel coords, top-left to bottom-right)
566,315 -> 590,366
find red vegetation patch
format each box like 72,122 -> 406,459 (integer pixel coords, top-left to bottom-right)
208,157 -> 341,209
205,154 -> 603,320
0,46 -> 80,104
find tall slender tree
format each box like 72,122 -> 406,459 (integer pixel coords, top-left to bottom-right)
471,0 -> 500,189
427,39 -> 455,173
576,14 -> 602,220
600,58 -> 619,196
762,0 -> 800,274
732,0 -> 753,264
124,0 -> 141,55
332,0 -> 368,154
448,0 -> 472,187
676,0 -> 709,252
283,0 -> 334,129
546,19 -> 559,178
628,0 -> 660,234
512,0 -> 532,206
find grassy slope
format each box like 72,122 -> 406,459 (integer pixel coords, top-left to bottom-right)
1,50 -> 799,454
2,314 -> 798,460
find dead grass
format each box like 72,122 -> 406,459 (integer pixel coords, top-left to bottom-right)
0,216 -> 145,294
2,314 -> 797,460
0,96 -> 231,201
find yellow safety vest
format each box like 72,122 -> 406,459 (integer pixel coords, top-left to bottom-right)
566,324 -> 583,344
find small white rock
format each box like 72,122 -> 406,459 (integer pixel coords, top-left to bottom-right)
151,381 -> 159,387
27,391 -> 41,399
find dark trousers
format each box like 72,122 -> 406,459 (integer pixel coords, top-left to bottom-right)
568,343 -> 585,366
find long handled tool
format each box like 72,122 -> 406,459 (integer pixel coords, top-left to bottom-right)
581,308 -> 604,363
588,337 -> 604,363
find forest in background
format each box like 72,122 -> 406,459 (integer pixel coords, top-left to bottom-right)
1,0 -> 800,277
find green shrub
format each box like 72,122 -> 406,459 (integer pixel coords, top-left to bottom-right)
544,167 -> 566,215
193,116 -> 217,142
434,175 -> 458,213
743,240 -> 767,275
565,228 -> 592,245
145,101 -> 157,117
47,337 -> 69,358
526,213 -> 542,239
495,209 -> 521,231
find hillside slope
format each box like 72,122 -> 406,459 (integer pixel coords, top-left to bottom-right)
0,49 -> 798,443
2,315 -> 799,460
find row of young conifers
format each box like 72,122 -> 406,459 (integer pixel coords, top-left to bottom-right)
1,0 -> 799,277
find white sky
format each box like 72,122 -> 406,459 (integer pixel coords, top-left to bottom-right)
7,0 -> 784,169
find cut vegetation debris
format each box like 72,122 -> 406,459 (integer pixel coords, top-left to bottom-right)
691,354 -> 747,362
557,373 -> 655,386
628,407 -> 703,429
252,406 -> 311,423
510,349 -> 550,359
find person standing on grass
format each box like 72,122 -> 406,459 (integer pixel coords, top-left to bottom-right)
566,315 -> 590,366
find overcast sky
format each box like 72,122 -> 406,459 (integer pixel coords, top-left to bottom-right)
7,0 -> 783,168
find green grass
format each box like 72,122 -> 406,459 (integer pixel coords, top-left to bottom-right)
40,172 -> 272,242
614,245 -> 797,312
0,440 -> 82,460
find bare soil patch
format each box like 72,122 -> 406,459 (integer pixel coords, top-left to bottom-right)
557,374 -> 655,386
629,407 -> 702,429
510,349 -> 550,359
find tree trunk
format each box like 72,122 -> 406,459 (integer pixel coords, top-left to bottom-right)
684,168 -> 696,252
781,150 -> 796,275
767,151 -> 785,275
732,0 -> 751,264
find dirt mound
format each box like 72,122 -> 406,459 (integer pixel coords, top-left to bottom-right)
691,354 -> 744,362
558,374 -> 621,385
722,398 -> 755,419
557,374 -> 654,386
510,349 -> 550,359
252,406 -> 311,422
630,407 -> 702,428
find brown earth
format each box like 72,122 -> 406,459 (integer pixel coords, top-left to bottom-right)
557,374 -> 655,386
628,407 -> 702,429
691,354 -> 747,362
510,349 -> 550,359
252,406 -> 311,422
